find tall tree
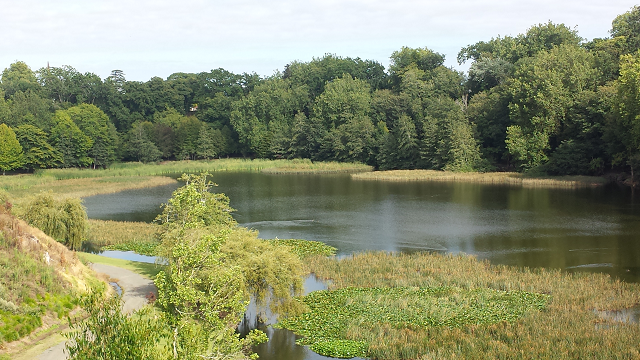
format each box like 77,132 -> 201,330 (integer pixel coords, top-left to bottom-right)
0,124 -> 24,175
0,61 -> 40,98
611,5 -> 640,55
50,111 -> 93,168
607,50 -> 640,178
126,122 -> 162,163
506,45 -> 599,170
14,124 -> 61,170
64,104 -> 119,168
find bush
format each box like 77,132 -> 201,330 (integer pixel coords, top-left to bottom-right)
22,193 -> 87,250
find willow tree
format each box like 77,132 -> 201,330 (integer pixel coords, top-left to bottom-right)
154,173 -> 303,359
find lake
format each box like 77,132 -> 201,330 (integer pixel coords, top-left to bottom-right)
83,172 -> 640,359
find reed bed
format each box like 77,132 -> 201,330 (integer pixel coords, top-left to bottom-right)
284,252 -> 640,359
7,176 -> 177,208
34,159 -> 371,180
87,220 -> 160,248
261,159 -> 372,174
352,170 -> 607,189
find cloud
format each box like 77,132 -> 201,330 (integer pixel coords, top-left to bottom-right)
0,0 -> 636,80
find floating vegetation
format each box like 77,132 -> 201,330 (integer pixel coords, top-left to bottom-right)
294,252 -> 640,359
268,238 -> 337,258
278,286 -> 549,358
102,241 -> 159,256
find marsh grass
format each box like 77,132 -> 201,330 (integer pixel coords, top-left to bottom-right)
260,159 -> 372,174
352,170 -> 607,188
279,286 -> 549,358
7,176 -> 177,205
288,252 -> 640,359
87,220 -> 160,248
268,239 -> 337,258
35,159 -> 371,180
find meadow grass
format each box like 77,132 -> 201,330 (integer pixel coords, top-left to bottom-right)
352,170 -> 607,188
282,252 -> 640,359
77,253 -> 164,279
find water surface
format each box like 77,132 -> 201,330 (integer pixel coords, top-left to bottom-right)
84,172 -> 640,360
84,172 -> 640,283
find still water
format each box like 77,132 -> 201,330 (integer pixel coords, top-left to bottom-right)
84,172 -> 640,283
83,172 -> 640,359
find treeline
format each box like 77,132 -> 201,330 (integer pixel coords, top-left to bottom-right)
1,6 -> 640,175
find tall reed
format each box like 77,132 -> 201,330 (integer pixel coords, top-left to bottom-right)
352,170 -> 607,188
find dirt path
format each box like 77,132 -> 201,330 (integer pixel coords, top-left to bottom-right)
36,264 -> 156,360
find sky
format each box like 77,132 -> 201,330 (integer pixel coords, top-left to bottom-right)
1,0 -> 638,81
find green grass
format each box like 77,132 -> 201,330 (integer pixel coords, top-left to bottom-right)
278,286 -> 549,358
77,253 -> 164,279
268,239 -> 337,258
288,251 -> 640,359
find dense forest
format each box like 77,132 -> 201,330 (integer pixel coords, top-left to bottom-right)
1,6 -> 640,176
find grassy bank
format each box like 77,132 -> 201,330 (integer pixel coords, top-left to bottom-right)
4,176 -> 177,207
35,159 -> 371,180
77,253 -> 163,279
352,170 -> 607,188
0,208 -> 97,355
0,159 -> 371,205
278,252 -> 640,359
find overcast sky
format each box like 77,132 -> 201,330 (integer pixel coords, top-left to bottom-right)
1,0 -> 637,81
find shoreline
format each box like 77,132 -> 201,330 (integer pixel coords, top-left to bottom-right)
352,170 -> 608,189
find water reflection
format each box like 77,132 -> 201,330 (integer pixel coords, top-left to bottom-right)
83,173 -> 640,283
82,174 -> 640,359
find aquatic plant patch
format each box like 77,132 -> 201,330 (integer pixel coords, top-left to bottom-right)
269,239 -> 337,258
103,241 -> 159,256
278,286 -> 549,358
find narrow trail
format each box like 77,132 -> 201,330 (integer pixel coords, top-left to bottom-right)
37,264 -> 156,360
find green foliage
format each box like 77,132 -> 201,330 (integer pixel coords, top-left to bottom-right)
0,124 -> 24,174
155,173 -> 235,230
269,238 -> 337,258
22,193 -> 87,250
103,241 -> 159,256
50,111 -> 93,168
153,173 -> 275,359
611,5 -> 640,54
607,50 -> 640,176
66,291 -> 166,360
14,124 -> 62,170
64,104 -> 119,168
278,286 -> 549,358
0,61 -> 39,97
506,45 -> 600,170
126,122 -> 162,163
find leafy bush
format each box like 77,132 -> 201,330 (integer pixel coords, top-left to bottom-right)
22,193 -> 87,250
